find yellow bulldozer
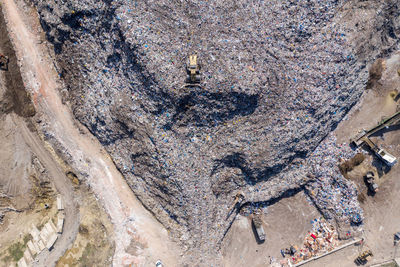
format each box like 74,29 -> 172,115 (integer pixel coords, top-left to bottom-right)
355,249 -> 373,265
184,54 -> 201,87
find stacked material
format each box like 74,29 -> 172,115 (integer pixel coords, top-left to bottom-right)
18,219 -> 60,267
282,218 -> 339,266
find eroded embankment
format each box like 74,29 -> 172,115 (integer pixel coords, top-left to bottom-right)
0,4 -> 35,117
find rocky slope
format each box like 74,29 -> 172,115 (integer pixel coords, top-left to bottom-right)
30,0 -> 400,263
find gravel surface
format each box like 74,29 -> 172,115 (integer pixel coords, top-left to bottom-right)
30,0 -> 400,264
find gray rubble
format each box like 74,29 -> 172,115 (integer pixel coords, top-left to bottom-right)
30,0 -> 400,264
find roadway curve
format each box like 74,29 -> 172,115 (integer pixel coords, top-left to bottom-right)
14,115 -> 80,267
1,0 -> 181,265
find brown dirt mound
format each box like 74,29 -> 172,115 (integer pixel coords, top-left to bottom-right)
0,6 -> 35,117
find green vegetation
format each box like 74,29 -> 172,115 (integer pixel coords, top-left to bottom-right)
381,262 -> 398,267
8,242 -> 24,262
2,234 -> 32,263
23,234 -> 32,245
37,222 -> 45,231
78,243 -> 96,267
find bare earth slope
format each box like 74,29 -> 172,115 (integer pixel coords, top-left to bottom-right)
1,0 -> 180,265
30,0 -> 400,263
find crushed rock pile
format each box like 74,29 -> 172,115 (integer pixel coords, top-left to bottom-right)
31,0 -> 400,264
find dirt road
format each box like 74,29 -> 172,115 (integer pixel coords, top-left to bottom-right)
14,115 -> 80,267
1,0 -> 180,265
0,3 -> 79,266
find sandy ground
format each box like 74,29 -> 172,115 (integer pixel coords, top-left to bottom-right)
221,191 -> 320,267
0,0 -> 181,265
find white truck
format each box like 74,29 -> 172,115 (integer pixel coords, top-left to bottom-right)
376,149 -> 397,166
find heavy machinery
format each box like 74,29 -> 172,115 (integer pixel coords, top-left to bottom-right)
361,137 -> 397,166
355,250 -> 373,265
350,111 -> 400,147
394,232 -> 400,246
365,171 -> 379,193
184,54 -> 201,87
252,213 -> 266,242
0,54 -> 8,70
228,192 -> 245,210
280,245 -> 297,257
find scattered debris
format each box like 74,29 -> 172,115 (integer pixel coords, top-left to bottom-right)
283,218 -> 340,265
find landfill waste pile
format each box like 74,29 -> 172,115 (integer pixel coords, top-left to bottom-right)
31,0 -> 400,263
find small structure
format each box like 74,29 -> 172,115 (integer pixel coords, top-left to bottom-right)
46,233 -> 58,250
57,216 -> 64,234
27,240 -> 39,256
30,225 -> 40,242
57,195 -> 64,211
17,257 -> 28,267
37,240 -> 45,251
23,249 -> 33,263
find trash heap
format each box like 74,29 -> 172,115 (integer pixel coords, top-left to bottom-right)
305,134 -> 363,226
280,217 -> 340,266
31,0 -> 398,264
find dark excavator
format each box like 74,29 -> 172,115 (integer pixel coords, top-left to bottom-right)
0,54 -> 9,71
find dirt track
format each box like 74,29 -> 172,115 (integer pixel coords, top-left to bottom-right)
16,116 -> 80,267
0,0 -> 181,265
0,3 -> 79,266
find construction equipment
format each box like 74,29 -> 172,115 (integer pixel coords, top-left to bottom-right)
0,54 -> 9,70
394,232 -> 400,246
252,214 -> 266,242
184,54 -> 201,87
281,245 -> 298,257
355,250 -> 373,265
365,171 -> 379,193
362,137 -> 397,166
350,111 -> 400,147
228,192 -> 245,210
